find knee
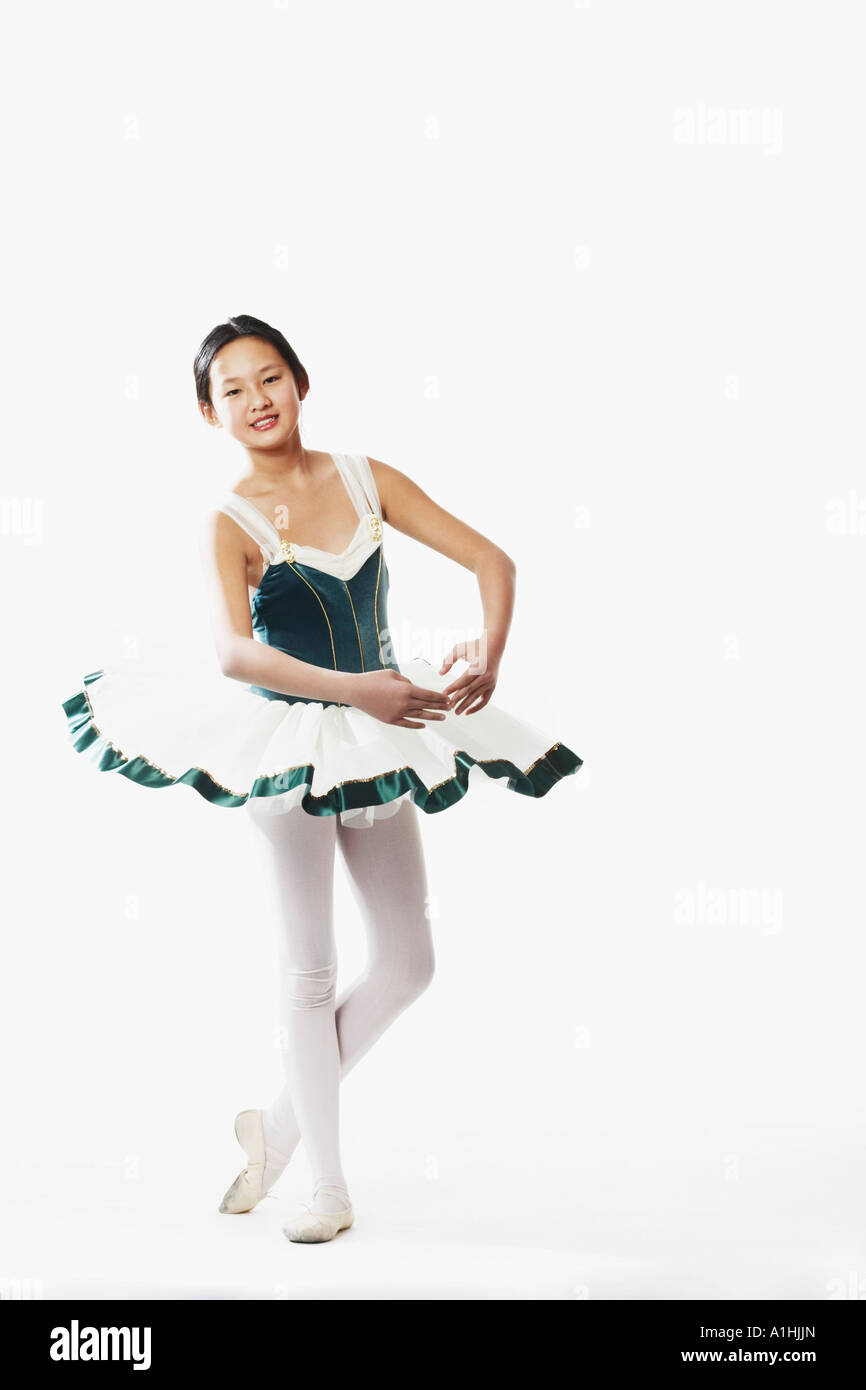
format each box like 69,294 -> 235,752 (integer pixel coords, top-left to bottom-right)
412,940 -> 436,998
376,938 -> 436,1010
282,958 -> 338,1010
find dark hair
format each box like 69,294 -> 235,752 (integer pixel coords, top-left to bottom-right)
193,314 -> 309,410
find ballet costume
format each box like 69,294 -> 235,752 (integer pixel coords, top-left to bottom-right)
60,451 -> 583,1240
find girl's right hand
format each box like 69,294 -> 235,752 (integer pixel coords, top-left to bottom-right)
342,669 -> 452,728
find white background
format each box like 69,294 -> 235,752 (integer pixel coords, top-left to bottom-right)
2,0 -> 864,1299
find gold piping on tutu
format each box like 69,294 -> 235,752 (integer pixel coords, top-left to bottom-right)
83,683 -> 249,798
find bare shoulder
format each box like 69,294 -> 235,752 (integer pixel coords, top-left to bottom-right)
363,455 -> 422,524
198,504 -> 237,548
360,454 -> 510,570
197,505 -> 254,569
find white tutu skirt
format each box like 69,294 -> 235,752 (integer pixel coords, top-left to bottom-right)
61,644 -> 583,829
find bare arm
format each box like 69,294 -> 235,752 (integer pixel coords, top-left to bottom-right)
367,456 -> 516,664
198,510 -> 351,703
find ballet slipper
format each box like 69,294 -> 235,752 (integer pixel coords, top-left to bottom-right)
219,1109 -> 268,1214
283,1186 -> 354,1243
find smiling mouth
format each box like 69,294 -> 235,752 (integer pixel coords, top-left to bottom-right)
251,414 -> 279,430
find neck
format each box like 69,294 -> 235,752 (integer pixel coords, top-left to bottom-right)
240,436 -> 314,491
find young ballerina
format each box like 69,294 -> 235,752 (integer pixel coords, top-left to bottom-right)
61,313 -> 583,1243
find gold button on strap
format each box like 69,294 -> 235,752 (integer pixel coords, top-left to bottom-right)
367,513 -> 382,540
280,538 -> 296,563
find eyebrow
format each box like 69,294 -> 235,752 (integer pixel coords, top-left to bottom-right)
220,362 -> 283,385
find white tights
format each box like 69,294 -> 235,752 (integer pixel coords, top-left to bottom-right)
244,798 -> 435,1198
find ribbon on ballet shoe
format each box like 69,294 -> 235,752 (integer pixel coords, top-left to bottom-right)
312,1184 -> 352,1212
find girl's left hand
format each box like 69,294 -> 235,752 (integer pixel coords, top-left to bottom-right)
439,637 -> 500,715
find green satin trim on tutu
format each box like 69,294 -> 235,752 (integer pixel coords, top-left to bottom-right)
61,670 -> 584,816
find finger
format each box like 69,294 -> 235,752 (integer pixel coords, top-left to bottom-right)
453,701 -> 476,715
406,703 -> 447,720
441,670 -> 475,690
393,717 -> 425,728
418,682 -> 452,704
455,692 -> 487,715
442,680 -> 476,705
443,669 -> 484,697
452,679 -> 484,713
410,683 -> 451,707
439,647 -> 465,675
461,696 -> 488,716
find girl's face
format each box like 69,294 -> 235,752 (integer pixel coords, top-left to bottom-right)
201,336 -> 304,448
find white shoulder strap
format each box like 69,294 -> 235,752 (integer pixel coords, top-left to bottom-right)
331,453 -> 369,524
216,495 -> 281,564
351,454 -> 383,521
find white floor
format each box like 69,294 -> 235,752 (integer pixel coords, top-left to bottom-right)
3,1102 -> 863,1301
